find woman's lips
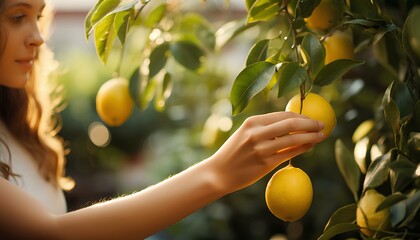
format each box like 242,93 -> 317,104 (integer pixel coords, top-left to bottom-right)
16,59 -> 34,71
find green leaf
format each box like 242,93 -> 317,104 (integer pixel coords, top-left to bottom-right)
94,14 -> 117,63
363,152 -> 391,190
390,199 -> 406,228
335,139 -> 361,201
383,82 -> 401,136
175,13 -> 216,50
390,81 -> 415,120
230,62 -> 276,115
298,0 -> 321,18
154,72 -> 172,111
143,4 -> 167,28
246,39 -> 270,66
141,78 -> 157,109
114,9 -> 133,45
245,0 -> 258,11
389,154 -> 416,178
90,0 -> 120,26
85,0 -> 106,40
129,65 -> 157,109
89,0 -> 138,38
376,193 -> 407,212
344,19 -> 381,28
248,0 -> 280,23
300,33 -> 325,77
149,43 -> 170,78
215,19 -> 257,50
402,6 -> 420,64
314,59 -> 364,86
170,41 -> 205,71
129,67 -> 142,108
346,0 -> 380,19
398,191 -> 420,228
323,204 -> 357,232
277,62 -> 307,98
390,154 -> 416,192
372,34 -> 401,80
317,223 -> 359,240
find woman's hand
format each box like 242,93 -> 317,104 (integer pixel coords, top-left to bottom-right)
208,111 -> 324,194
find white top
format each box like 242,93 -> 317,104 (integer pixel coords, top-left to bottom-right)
0,120 -> 67,215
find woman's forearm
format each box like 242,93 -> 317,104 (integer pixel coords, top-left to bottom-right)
55,159 -> 226,240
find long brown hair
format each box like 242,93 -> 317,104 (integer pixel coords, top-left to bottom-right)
0,1 -> 73,190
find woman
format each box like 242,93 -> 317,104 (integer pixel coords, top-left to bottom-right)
0,0 -> 325,239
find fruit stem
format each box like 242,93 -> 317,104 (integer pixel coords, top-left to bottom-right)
284,2 -> 300,64
115,42 -> 127,78
299,86 -> 306,115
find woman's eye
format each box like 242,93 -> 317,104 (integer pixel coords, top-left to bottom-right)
10,15 -> 26,24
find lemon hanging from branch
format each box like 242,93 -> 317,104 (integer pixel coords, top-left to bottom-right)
96,77 -> 134,127
265,164 -> 313,222
286,92 -> 336,138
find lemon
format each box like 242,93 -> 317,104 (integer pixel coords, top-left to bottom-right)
265,164 -> 313,222
285,93 -> 336,138
356,189 -> 390,237
323,29 -> 355,64
352,120 -> 375,143
96,77 -> 134,127
304,0 -> 344,32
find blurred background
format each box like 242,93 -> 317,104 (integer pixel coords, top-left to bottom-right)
47,0 -> 361,239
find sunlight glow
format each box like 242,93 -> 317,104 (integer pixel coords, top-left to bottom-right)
370,144 -> 382,161
218,116 -> 233,132
354,137 -> 369,174
88,122 -> 111,147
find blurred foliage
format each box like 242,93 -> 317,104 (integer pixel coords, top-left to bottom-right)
54,0 -> 420,239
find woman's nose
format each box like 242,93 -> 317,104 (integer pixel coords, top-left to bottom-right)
26,25 -> 45,47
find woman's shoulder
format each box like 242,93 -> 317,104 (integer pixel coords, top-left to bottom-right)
0,120 -> 68,214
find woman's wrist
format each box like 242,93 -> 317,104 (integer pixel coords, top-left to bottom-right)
201,155 -> 234,197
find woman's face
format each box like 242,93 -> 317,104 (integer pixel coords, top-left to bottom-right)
0,0 -> 45,89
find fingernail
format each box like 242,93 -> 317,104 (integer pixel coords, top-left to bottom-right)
318,121 -> 324,129
318,131 -> 324,138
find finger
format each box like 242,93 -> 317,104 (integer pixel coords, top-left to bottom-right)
254,118 -> 324,141
265,143 -> 315,167
255,131 -> 323,157
244,111 -> 309,127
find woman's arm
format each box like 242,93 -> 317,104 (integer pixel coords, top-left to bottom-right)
0,112 -> 324,240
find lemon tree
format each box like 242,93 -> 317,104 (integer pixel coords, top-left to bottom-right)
86,0 -> 420,239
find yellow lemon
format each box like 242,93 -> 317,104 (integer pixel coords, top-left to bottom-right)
265,164 -> 313,222
323,29 -> 355,64
304,0 -> 343,32
285,93 -> 336,138
356,189 -> 391,237
352,119 -> 375,143
96,77 -> 134,127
